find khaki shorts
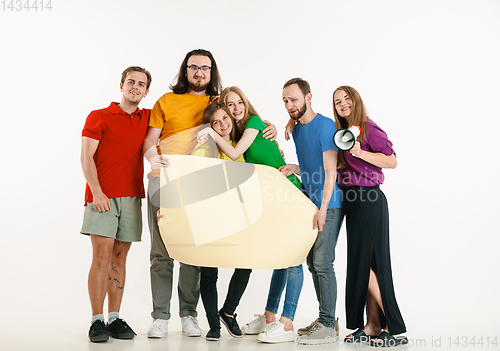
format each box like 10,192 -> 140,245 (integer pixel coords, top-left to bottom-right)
80,196 -> 142,242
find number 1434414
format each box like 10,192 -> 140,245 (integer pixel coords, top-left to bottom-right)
1,0 -> 52,11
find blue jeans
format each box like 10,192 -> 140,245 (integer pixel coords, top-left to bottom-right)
265,264 -> 303,320
306,208 -> 343,328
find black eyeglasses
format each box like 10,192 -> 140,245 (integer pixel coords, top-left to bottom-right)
187,65 -> 211,72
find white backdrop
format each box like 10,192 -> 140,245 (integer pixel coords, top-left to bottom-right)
1,0 -> 499,348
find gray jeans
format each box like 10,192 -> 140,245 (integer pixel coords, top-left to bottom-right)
306,208 -> 344,328
148,177 -> 200,320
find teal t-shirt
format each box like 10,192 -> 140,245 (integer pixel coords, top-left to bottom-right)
292,113 -> 342,209
244,115 -> 302,189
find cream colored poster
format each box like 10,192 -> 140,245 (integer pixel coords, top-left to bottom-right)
158,155 -> 318,269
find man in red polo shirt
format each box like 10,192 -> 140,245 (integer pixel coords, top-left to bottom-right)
80,66 -> 164,343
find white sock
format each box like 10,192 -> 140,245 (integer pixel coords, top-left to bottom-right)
91,314 -> 105,324
108,311 -> 120,323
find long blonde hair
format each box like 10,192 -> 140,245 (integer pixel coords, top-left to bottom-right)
220,86 -> 261,131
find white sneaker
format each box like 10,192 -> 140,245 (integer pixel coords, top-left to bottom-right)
148,319 -> 169,338
241,314 -> 267,335
257,321 -> 295,343
181,316 -> 201,337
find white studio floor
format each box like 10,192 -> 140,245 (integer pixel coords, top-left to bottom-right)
2,323 -> 498,351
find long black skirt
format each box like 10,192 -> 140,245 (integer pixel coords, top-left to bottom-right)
342,185 -> 406,335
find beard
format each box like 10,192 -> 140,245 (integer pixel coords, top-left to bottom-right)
289,101 -> 307,120
189,81 -> 209,93
123,92 -> 141,106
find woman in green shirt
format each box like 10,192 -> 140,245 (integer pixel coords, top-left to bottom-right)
205,86 -> 301,189
200,86 -> 303,343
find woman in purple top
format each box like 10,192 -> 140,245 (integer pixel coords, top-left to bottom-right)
333,86 -> 407,347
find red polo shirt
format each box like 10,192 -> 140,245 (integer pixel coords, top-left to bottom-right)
82,102 -> 150,205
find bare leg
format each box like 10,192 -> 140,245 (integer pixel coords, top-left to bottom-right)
363,269 -> 384,335
367,269 -> 405,345
263,311 -> 293,329
264,310 -> 276,323
88,235 -> 115,316
368,269 -> 384,313
345,268 -> 383,339
278,316 -> 293,329
107,240 -> 132,313
365,269 -> 385,331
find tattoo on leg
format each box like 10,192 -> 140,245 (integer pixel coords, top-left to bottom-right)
108,262 -> 123,289
111,278 -> 124,290
110,262 -> 119,275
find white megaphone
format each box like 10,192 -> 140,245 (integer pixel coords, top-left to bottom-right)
333,125 -> 361,151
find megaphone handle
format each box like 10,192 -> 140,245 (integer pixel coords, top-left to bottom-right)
349,141 -> 360,157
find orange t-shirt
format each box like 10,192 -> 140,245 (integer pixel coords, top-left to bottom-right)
82,102 -> 150,205
149,92 -> 211,155
148,92 -> 211,177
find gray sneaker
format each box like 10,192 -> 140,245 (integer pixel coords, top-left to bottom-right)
296,320 -> 339,345
297,318 -> 319,336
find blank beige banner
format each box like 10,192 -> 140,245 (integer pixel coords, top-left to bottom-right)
159,155 -> 318,269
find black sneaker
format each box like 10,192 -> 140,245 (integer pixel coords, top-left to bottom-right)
206,325 -> 221,341
89,320 -> 109,343
219,309 -> 243,338
106,318 -> 137,339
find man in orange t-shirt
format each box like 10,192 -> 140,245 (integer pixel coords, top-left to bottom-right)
142,49 -> 222,339
143,50 -> 278,340
80,66 -> 153,343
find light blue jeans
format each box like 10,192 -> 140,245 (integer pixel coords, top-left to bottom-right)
265,264 -> 304,320
306,208 -> 344,328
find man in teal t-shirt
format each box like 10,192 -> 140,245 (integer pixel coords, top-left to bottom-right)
279,78 -> 343,345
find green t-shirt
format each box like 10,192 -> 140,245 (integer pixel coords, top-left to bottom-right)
244,115 -> 302,189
